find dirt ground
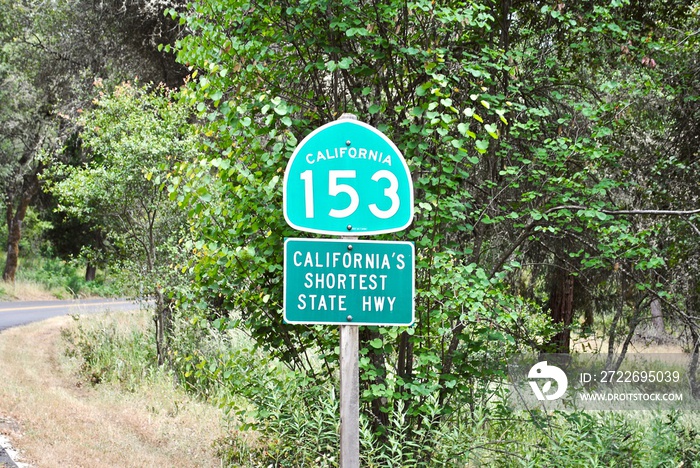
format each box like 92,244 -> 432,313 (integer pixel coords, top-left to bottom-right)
0,315 -> 224,467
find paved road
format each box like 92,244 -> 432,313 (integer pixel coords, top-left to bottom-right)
0,298 -> 143,332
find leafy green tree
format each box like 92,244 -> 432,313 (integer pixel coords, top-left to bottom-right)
0,1 -> 52,281
0,0 -> 187,282
168,0 -> 539,424
46,82 -> 201,363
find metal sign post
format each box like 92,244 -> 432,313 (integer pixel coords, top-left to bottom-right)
339,236 -> 360,468
282,114 -> 414,468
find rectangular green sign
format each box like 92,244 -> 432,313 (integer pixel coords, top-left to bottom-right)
284,238 -> 415,326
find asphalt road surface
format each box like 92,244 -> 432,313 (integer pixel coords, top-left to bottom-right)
0,298 -> 143,332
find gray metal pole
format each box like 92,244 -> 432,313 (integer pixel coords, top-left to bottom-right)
339,324 -> 360,467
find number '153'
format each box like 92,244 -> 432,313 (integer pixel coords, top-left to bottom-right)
299,169 -> 400,219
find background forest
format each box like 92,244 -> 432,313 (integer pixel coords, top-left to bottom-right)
1,0 -> 699,466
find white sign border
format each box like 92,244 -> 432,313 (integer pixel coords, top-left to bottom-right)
283,237 -> 416,326
282,120 -> 414,236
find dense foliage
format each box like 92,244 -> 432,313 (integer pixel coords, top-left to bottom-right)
67,309 -> 700,467
1,0 -> 699,465
0,0 -> 187,282
47,83 -> 196,279
168,0 -> 698,436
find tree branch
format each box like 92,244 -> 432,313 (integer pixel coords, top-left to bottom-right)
546,205 -> 700,216
489,204 -> 700,278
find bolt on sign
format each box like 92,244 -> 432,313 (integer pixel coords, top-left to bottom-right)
283,119 -> 414,236
284,238 -> 415,326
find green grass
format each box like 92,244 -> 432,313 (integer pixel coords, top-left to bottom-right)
62,309 -> 158,391
0,253 -> 126,300
163,315 -> 700,467
60,305 -> 700,467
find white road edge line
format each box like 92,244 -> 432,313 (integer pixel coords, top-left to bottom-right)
0,301 -> 135,313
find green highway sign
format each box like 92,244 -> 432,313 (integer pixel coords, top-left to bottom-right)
283,119 -> 414,235
284,238 -> 415,326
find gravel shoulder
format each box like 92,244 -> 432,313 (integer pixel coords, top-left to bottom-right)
0,314 -> 224,467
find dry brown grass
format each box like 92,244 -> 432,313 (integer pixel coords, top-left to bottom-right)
572,334 -> 686,354
0,314 -> 225,467
0,280 -> 62,301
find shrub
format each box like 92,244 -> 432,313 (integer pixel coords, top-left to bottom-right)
62,311 -> 157,391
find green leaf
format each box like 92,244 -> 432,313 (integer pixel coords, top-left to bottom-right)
368,338 -> 383,349
273,102 -> 289,115
484,123 -> 499,139
410,106 -> 424,117
338,57 -> 353,69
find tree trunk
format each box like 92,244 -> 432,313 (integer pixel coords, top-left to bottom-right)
3,215 -> 23,283
611,301 -> 643,372
689,326 -> 699,399
650,297 -> 664,334
688,292 -> 700,399
85,263 -> 97,282
606,273 -> 626,370
546,272 -> 575,353
3,176 -> 39,283
153,288 -> 174,366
